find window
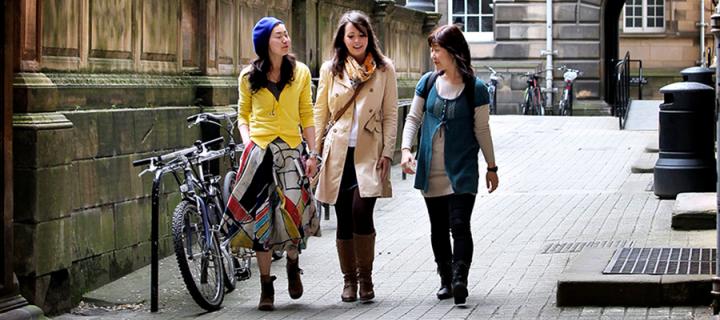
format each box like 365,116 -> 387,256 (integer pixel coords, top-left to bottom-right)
624,0 -> 664,33
449,0 -> 494,42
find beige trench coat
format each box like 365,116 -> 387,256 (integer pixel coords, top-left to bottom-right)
313,60 -> 398,204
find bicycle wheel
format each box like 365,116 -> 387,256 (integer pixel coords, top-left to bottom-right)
172,200 -> 224,311
522,90 -> 531,115
568,90 -> 574,116
559,100 -> 568,116
534,87 -> 545,116
222,170 -> 237,205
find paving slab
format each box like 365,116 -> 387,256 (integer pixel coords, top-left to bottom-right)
631,153 -> 657,174
625,100 -> 661,131
645,140 -> 659,153
557,248 -> 712,307
672,192 -> 717,230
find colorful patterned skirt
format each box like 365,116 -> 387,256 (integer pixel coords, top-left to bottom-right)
225,139 -> 320,252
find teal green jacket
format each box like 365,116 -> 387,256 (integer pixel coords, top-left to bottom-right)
413,72 -> 489,194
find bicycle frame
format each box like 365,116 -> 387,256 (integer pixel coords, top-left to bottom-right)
485,66 -> 501,115
522,71 -> 545,115
558,66 -> 582,116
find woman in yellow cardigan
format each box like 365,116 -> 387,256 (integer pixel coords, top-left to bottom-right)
226,17 -> 319,311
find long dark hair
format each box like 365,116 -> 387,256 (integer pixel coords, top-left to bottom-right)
331,10 -> 387,78
427,24 -> 475,83
247,24 -> 296,93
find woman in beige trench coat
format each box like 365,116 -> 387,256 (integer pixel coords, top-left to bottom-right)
312,10 -> 398,303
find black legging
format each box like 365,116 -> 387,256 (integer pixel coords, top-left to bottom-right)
334,148 -> 377,240
424,193 -> 476,264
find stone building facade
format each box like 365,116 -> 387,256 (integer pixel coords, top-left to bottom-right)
7,0 -> 436,314
430,0 -> 704,112
618,0 -> 711,99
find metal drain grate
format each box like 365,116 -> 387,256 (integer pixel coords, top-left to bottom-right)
603,247 -> 717,275
541,240 -> 634,254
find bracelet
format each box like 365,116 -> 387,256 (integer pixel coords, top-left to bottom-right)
309,151 -> 319,159
487,166 -> 498,173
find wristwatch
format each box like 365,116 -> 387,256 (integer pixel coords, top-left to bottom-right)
309,151 -> 319,159
487,166 -> 498,173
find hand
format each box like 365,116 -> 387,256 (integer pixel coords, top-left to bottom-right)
400,149 -> 416,175
486,171 -> 498,193
376,156 -> 392,180
305,157 -> 318,178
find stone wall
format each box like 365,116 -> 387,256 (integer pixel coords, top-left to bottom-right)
463,0 -> 604,114
12,0 -> 433,314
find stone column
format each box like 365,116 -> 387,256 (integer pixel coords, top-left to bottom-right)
372,0 -> 396,52
404,0 -> 434,12
0,0 -> 45,318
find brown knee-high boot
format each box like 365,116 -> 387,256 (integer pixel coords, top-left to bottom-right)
258,275 -> 276,311
337,239 -> 358,302
354,233 -> 375,301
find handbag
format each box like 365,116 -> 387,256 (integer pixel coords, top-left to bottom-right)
318,82 -> 366,153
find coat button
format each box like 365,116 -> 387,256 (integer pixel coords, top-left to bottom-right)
335,93 -> 339,97
369,109 -> 373,112
333,128 -> 337,133
369,88 -> 374,92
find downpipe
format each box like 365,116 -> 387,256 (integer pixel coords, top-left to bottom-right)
542,0 -> 555,113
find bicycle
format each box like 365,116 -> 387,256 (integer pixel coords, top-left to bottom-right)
557,65 -> 583,116
520,71 -> 546,116
185,112 -> 254,287
485,66 -> 502,115
134,136 -> 239,311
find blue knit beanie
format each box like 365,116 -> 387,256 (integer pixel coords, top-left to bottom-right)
252,17 -> 283,56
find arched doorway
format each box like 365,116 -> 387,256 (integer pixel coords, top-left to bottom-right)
602,0 -> 626,107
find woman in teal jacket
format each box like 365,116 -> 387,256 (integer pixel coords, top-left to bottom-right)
400,24 -> 499,305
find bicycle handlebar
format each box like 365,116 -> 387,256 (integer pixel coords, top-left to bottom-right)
133,136 -> 225,167
558,65 -> 582,73
186,112 -> 238,124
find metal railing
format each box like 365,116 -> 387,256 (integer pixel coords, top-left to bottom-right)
614,52 -> 631,130
612,51 -> 646,130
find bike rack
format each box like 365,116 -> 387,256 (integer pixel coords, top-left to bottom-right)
150,170 -> 162,312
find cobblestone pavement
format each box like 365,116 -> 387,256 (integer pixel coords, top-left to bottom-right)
55,115 -> 716,319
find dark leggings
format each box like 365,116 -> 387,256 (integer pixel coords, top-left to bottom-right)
424,193 -> 476,264
334,148 -> 377,240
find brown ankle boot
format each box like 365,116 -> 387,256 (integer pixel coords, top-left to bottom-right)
354,233 -> 376,301
258,275 -> 276,311
337,239 -> 358,302
286,256 -> 303,299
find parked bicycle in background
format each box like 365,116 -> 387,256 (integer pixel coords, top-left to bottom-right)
520,71 -> 545,116
485,66 -> 502,115
557,65 -> 583,116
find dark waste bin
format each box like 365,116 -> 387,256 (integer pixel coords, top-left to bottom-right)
654,82 -> 716,199
680,66 -> 715,87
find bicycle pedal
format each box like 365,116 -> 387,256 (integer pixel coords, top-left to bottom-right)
236,269 -> 251,281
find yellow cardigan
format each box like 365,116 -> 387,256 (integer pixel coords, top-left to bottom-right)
237,62 -> 314,149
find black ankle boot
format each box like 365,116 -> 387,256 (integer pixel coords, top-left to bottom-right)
436,262 -> 453,300
452,261 -> 469,305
